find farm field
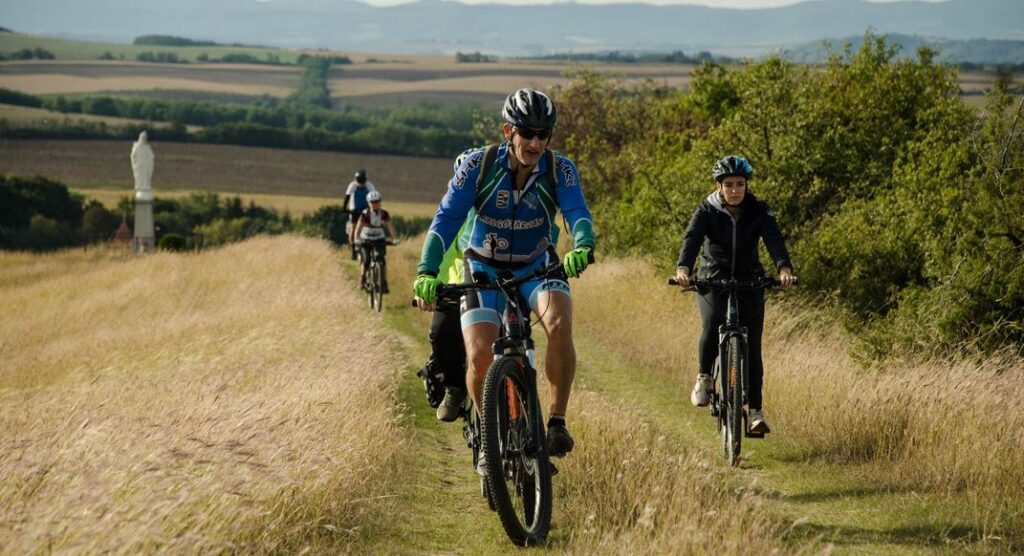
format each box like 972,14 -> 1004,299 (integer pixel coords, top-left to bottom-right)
2,32 -> 1011,110
0,60 -> 301,98
0,32 -> 304,64
0,139 -> 453,204
0,58 -> 695,108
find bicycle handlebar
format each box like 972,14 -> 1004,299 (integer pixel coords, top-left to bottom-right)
410,251 -> 594,308
666,276 -> 798,291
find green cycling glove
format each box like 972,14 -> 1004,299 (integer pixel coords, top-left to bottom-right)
563,247 -> 592,278
413,274 -> 444,304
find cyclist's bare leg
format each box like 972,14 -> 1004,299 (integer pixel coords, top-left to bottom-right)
535,291 -> 575,416
463,322 -> 499,411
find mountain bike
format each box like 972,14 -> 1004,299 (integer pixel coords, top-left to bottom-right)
357,238 -> 397,312
668,276 -> 793,466
413,256 -> 589,545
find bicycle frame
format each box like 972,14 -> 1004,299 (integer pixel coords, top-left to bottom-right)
416,259 -> 573,544
668,275 -> 785,461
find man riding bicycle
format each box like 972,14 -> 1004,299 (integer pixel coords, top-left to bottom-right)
675,155 -> 796,434
413,88 -> 596,459
354,190 -> 398,294
344,169 -> 378,257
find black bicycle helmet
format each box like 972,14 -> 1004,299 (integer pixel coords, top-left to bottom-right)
355,169 -> 367,182
711,155 -> 753,182
502,88 -> 557,129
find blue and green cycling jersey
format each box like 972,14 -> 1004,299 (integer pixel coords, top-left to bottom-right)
418,142 -> 594,276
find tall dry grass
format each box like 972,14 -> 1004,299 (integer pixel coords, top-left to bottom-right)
385,239 -> 801,553
552,386 -> 796,554
0,236 -> 406,553
573,257 -> 1024,541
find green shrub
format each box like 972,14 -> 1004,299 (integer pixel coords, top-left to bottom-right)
158,233 -> 188,251
554,31 -> 1023,357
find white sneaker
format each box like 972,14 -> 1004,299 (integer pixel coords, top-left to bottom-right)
749,408 -> 771,434
690,374 -> 713,407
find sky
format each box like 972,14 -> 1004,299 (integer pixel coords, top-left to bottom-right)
350,0 -> 948,7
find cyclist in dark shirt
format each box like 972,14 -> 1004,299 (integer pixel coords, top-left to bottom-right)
674,155 -> 796,434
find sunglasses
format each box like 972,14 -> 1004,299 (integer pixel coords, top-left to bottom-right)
515,127 -> 553,140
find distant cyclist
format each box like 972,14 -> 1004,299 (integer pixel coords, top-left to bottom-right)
344,169 -> 378,257
413,88 -> 596,459
354,190 -> 398,293
675,155 -> 796,434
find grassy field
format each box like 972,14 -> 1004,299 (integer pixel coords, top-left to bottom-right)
384,238 -> 1023,552
0,237 -> 408,552
0,139 -> 454,203
2,235 -> 1021,552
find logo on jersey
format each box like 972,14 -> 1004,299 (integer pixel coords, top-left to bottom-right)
484,232 -> 510,253
496,190 -> 510,209
452,151 -> 482,190
558,157 -> 578,188
522,191 -> 538,211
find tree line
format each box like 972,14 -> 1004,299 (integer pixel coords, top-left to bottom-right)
555,33 -> 1024,357
0,175 -> 429,252
0,82 -> 493,158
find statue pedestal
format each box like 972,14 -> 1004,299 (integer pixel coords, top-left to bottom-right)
134,194 -> 155,253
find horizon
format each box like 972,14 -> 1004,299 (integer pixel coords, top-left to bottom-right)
268,0 -> 951,6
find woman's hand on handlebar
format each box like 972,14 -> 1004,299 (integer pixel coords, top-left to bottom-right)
674,267 -> 692,289
778,266 -> 798,288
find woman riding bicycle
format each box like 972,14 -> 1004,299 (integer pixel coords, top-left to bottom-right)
674,155 -> 796,434
354,190 -> 399,293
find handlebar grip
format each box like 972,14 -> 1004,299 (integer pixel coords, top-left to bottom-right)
587,251 -> 595,264
667,278 -> 679,286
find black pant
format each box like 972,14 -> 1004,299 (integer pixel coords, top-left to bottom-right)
696,287 -> 766,410
359,241 -> 386,271
428,303 -> 466,388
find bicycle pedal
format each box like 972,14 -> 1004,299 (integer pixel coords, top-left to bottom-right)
745,430 -> 766,439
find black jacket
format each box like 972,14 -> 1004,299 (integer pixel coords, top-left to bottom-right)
676,191 -> 792,279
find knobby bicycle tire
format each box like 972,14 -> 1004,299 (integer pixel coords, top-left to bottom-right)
727,335 -> 743,466
371,260 -> 383,312
465,402 -> 497,511
480,356 -> 552,546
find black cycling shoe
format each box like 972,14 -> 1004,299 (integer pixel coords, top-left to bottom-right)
382,281 -> 390,294
547,424 -> 574,457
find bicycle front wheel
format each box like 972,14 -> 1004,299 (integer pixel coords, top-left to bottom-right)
368,264 -> 380,311
726,335 -> 743,466
371,262 -> 383,312
480,356 -> 552,546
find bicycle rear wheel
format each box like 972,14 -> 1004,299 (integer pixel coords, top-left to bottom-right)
480,356 -> 552,546
725,335 -> 742,466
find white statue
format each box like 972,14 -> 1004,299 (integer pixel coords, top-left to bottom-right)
131,131 -> 154,201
